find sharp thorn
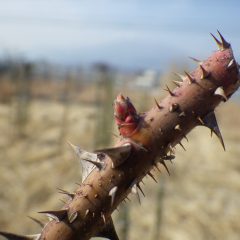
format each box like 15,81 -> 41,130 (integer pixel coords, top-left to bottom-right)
203,111 -> 225,150
125,196 -> 131,202
183,134 -> 189,142
227,59 -> 235,69
147,172 -> 158,183
179,142 -> 186,151
168,144 -> 175,155
214,87 -> 227,101
210,33 -> 222,50
184,71 -> 194,84
131,184 -> 141,204
137,183 -> 145,197
101,212 -> 106,225
154,163 -> 161,173
199,64 -> 210,79
154,98 -> 163,110
85,209 -> 90,217
173,80 -> 182,87
160,160 -> 170,176
189,56 -> 203,64
174,124 -> 181,131
96,144 -> 131,168
179,111 -> 186,117
68,212 -> 78,224
82,158 -> 103,170
164,85 -> 175,96
140,179 -> 145,185
27,216 -> 45,228
109,186 -> 118,206
217,30 -> 231,49
38,210 -> 68,222
174,72 -> 185,81
197,116 -> 205,125
67,141 -> 79,154
169,103 -> 179,112
57,188 -> 75,199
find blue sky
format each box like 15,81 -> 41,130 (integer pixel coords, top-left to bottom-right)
0,0 -> 239,70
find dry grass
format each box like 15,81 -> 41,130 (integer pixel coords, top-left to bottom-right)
0,99 -> 239,240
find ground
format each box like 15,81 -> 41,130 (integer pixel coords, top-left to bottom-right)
0,99 -> 239,240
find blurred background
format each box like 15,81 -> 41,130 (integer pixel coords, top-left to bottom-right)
0,1 -> 239,239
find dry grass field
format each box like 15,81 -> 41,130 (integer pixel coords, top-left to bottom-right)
0,97 -> 239,240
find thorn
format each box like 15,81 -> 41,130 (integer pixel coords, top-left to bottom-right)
101,212 -> 106,225
197,116 -> 205,125
68,141 -> 102,182
27,216 -> 45,228
178,142 -> 186,151
168,144 -> 175,155
96,144 -> 131,168
199,65 -> 210,79
67,141 -> 80,154
154,163 -> 161,173
109,186 -> 118,206
85,209 -> 90,217
174,72 -> 185,81
214,87 -> 227,101
160,160 -> 170,176
154,98 -> 163,110
184,71 -> 194,84
183,134 -> 189,142
189,56 -> 203,64
210,33 -> 223,50
125,196 -> 131,202
227,59 -> 235,69
130,141 -> 149,152
179,111 -> 186,117
0,232 -> 40,240
147,172 -> 158,183
68,212 -> 78,224
174,124 -> 181,131
217,30 -> 231,49
131,184 -> 141,204
173,80 -> 181,87
164,85 -> 175,96
57,188 -> 75,199
137,183 -> 145,197
203,111 -> 225,150
82,158 -> 104,170
38,209 -> 68,222
169,103 -> 179,112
